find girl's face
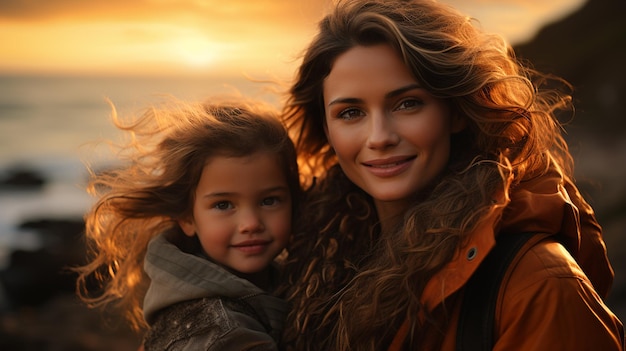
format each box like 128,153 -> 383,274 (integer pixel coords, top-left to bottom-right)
179,151 -> 292,275
323,44 -> 465,220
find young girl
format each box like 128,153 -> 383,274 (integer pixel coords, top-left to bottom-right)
279,0 -> 624,350
75,97 -> 300,350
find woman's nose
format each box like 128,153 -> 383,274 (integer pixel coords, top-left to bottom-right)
366,112 -> 400,150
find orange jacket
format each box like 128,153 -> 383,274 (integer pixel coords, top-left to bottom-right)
388,169 -> 624,350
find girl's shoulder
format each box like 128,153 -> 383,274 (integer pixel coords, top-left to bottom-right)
144,298 -> 232,350
145,297 -> 279,351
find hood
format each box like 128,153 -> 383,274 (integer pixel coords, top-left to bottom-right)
420,167 -> 614,311
499,167 -> 614,297
142,231 -> 269,324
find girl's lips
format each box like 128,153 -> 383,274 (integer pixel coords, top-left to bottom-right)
362,156 -> 416,177
231,240 -> 271,254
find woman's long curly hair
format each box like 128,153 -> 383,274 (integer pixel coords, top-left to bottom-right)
75,97 -> 300,331
279,0 -> 574,349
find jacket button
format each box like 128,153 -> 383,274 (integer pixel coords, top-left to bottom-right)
466,247 -> 478,260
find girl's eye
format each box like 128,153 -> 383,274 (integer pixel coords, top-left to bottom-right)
213,201 -> 233,210
337,108 -> 364,121
396,98 -> 423,111
261,196 -> 280,207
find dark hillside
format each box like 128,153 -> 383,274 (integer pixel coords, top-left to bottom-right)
515,0 -> 626,138
514,0 -> 626,213
516,0 -> 626,324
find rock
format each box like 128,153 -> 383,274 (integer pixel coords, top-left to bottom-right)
0,168 -> 46,190
0,218 -> 86,310
514,0 -> 626,138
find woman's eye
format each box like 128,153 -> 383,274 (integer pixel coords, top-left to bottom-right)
261,197 -> 280,207
213,201 -> 233,210
396,98 -> 423,111
337,108 -> 364,120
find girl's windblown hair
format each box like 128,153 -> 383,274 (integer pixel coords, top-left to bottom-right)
75,97 -> 299,330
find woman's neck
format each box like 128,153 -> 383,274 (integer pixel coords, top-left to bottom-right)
374,198 -> 410,233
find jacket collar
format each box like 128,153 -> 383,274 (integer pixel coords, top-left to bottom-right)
142,231 -> 284,324
420,167 -> 612,312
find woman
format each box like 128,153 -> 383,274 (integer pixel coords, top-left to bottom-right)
279,0 -> 624,350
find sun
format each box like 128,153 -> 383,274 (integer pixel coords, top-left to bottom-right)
172,35 -> 222,68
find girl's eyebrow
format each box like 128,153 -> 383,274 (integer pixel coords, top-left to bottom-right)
202,192 -> 236,199
327,83 -> 422,107
201,186 -> 290,199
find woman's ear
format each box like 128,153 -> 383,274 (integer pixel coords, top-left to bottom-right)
177,217 -> 196,237
451,112 -> 468,133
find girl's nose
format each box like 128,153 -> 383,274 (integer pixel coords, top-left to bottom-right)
366,111 -> 400,150
239,208 -> 265,234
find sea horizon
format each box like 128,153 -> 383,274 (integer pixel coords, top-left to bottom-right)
0,73 -> 288,268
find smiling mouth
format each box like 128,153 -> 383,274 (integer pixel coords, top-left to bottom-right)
231,240 -> 271,254
232,240 -> 270,248
363,156 -> 416,168
368,161 -> 406,168
362,156 -> 416,177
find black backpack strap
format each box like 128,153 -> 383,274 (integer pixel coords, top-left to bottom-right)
456,232 -> 538,351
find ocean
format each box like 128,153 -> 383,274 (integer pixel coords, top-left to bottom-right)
0,74 -> 284,269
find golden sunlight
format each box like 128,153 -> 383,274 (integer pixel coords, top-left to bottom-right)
0,2 -> 315,77
119,23 -> 229,73
173,35 -> 219,69
0,0 -> 585,77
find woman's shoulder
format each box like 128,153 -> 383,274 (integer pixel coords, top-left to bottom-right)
495,237 -> 624,350
503,237 -> 590,296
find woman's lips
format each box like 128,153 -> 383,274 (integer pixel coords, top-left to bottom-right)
362,155 -> 416,177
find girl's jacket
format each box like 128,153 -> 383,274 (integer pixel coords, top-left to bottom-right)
389,169 -> 624,350
142,232 -> 287,351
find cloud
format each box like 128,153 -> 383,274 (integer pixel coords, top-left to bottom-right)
0,0 -> 584,75
0,0 -> 330,76
0,0 -> 329,25
442,0 -> 586,43
0,0 -> 145,20
0,0 -> 329,53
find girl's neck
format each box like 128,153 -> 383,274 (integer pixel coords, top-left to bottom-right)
233,267 -> 274,291
199,247 -> 274,291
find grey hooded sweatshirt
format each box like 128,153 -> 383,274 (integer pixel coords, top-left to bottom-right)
142,231 -> 287,351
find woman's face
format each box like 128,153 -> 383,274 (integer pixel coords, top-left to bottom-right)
323,44 -> 464,219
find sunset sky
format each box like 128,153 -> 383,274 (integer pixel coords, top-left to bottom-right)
0,0 -> 586,78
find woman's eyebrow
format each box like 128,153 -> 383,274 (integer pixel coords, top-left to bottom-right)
385,83 -> 422,99
327,97 -> 362,107
327,83 -> 422,107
